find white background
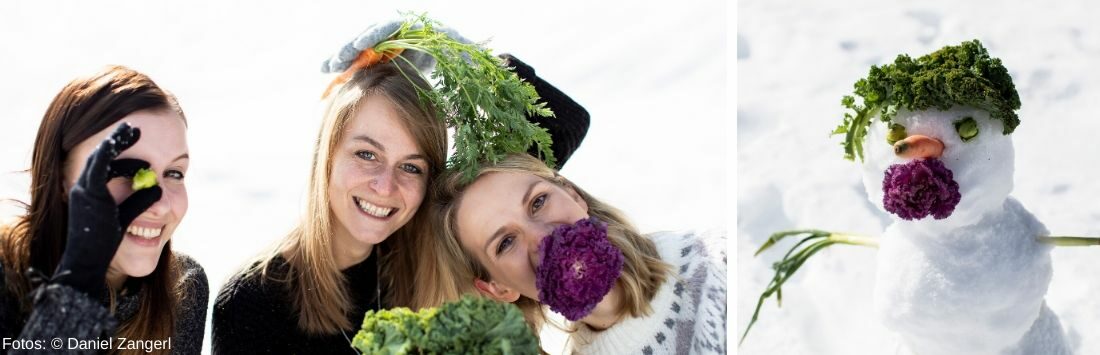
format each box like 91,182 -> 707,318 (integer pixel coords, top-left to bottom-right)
739,0 -> 1100,354
0,1 -> 728,354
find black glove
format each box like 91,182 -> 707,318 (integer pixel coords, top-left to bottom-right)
54,123 -> 163,298
500,53 -> 591,168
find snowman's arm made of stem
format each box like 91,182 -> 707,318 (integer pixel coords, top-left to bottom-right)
1039,236 -> 1100,247
739,229 -> 878,346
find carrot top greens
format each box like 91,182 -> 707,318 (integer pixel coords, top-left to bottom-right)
375,14 -> 555,181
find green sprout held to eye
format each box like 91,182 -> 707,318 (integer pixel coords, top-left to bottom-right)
132,168 -> 157,191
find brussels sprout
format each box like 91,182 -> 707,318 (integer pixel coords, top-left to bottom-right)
954,117 -> 979,142
886,123 -> 908,145
132,168 -> 157,191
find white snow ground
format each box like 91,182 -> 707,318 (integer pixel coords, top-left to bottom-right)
739,0 -> 1100,354
0,1 -> 727,354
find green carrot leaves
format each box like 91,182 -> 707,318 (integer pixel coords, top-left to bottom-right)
377,14 -> 556,181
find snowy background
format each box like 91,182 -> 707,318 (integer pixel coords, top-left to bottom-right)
738,0 -> 1100,354
0,1 -> 727,354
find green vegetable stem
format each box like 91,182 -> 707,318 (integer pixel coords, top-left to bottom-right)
740,229 -> 878,346
1039,236 -> 1100,247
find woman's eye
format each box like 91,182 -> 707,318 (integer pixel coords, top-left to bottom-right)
531,194 -> 547,214
954,117 -> 979,142
355,150 -> 377,161
164,170 -> 185,180
400,163 -> 423,175
496,235 -> 515,255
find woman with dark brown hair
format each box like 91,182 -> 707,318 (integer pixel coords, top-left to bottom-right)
0,65 -> 208,355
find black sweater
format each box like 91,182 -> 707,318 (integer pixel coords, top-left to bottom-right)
211,254 -> 379,354
0,253 -> 209,355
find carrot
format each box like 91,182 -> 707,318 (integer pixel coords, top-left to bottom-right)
322,47 -> 406,98
893,134 -> 944,159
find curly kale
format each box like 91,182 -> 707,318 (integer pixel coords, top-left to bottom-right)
352,307 -> 428,355
352,295 -> 539,355
832,40 -> 1021,161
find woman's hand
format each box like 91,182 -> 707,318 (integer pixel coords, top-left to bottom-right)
54,123 -> 163,298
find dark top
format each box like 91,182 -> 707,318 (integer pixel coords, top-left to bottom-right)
211,253 -> 379,355
0,253 -> 209,355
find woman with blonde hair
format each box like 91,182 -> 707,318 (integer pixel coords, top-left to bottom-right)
0,65 -> 208,355
212,17 -> 590,354
432,153 -> 727,354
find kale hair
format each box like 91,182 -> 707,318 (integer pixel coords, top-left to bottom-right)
832,40 -> 1021,161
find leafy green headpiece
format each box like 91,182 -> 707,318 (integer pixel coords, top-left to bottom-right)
323,14 -> 555,181
832,40 -> 1021,161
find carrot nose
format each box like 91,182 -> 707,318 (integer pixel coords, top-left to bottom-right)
893,134 -> 944,160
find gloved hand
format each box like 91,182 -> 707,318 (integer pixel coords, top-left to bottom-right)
53,123 -> 163,298
500,54 -> 591,167
320,18 -> 472,75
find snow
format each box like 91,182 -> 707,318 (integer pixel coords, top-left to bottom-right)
740,0 -> 1100,354
876,197 -> 1062,354
0,1 -> 727,354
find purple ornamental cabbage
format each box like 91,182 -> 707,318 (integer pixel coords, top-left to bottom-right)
535,217 -> 624,321
882,158 -> 962,220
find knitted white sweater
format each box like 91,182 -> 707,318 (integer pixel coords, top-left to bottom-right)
570,231 -> 727,355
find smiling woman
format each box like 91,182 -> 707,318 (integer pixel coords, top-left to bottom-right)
211,61 -> 449,354
0,65 -> 208,355
211,16 -> 594,354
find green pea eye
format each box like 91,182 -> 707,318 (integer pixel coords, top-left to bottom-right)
886,123 -> 907,145
954,117 -> 979,142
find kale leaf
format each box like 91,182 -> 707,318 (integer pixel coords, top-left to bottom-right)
834,40 -> 1020,161
352,295 -> 539,355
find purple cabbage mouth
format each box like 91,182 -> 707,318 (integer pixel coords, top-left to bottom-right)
534,217 -> 625,321
882,158 -> 962,221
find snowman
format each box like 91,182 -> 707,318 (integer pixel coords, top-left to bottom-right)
743,40 -> 1095,354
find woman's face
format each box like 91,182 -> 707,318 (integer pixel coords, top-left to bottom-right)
64,110 -> 189,278
455,171 -> 589,301
329,94 -> 429,247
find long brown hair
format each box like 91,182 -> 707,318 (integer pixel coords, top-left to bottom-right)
432,154 -> 673,334
246,61 -> 451,334
0,65 -> 186,355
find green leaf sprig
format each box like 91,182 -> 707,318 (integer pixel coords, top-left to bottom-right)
740,229 -> 878,346
375,14 -> 556,181
833,40 -> 1021,161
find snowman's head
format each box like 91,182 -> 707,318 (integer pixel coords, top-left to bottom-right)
835,40 -> 1021,228
860,107 -> 1013,228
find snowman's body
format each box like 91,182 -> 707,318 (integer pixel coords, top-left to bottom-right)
875,198 -> 1067,355
859,107 -> 1071,355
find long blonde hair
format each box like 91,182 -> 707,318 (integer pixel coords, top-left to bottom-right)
245,61 -> 451,335
431,154 -> 673,333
